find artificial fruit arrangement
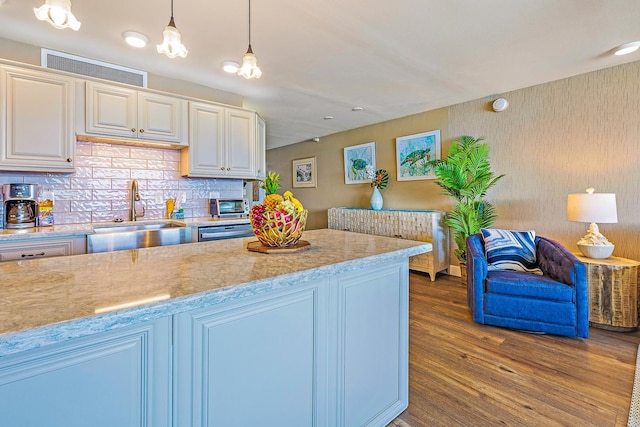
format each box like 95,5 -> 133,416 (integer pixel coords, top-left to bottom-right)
251,171 -> 308,247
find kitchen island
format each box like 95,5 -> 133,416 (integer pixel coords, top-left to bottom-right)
0,229 -> 430,427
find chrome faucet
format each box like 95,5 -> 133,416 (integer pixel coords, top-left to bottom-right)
130,179 -> 145,221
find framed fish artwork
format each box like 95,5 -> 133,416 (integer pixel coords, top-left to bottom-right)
343,141 -> 376,184
395,130 -> 441,181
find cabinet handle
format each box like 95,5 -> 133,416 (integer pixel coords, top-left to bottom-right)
139,129 -> 145,133
226,167 -> 231,171
131,128 -> 136,132
66,157 -> 73,163
220,167 -> 225,171
22,252 -> 46,258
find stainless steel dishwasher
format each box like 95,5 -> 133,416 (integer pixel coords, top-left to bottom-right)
197,223 -> 255,242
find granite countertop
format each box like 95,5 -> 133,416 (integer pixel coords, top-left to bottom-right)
0,229 -> 431,356
0,217 -> 249,242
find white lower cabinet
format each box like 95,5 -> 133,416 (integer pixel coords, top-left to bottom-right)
0,237 -> 86,261
175,261 -> 408,427
0,261 -> 408,426
0,317 -> 171,427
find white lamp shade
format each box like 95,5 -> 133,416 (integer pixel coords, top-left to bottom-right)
33,0 -> 81,31
567,193 -> 617,223
237,49 -> 262,79
156,22 -> 188,59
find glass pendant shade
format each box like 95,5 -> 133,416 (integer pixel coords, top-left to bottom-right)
237,0 -> 262,79
238,45 -> 262,79
33,0 -> 81,31
157,17 -> 188,58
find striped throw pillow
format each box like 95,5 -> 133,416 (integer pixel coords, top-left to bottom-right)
480,229 -> 543,275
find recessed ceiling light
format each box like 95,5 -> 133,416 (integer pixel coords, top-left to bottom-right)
613,41 -> 640,56
323,116 -> 334,120
222,60 -> 240,73
352,107 -> 363,112
123,31 -> 149,48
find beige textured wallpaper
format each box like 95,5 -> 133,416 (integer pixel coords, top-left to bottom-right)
268,59 -> 640,264
267,108 -> 450,230
449,60 -> 640,262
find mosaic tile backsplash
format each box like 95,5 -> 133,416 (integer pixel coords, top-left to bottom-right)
0,141 -> 245,226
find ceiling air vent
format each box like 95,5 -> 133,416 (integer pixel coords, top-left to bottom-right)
41,48 -> 147,87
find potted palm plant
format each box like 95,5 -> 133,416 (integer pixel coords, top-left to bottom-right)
427,135 -> 505,274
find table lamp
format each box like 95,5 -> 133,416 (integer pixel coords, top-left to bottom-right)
567,188 -> 617,259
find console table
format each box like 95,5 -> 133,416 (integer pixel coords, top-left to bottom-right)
574,254 -> 640,331
328,208 -> 449,281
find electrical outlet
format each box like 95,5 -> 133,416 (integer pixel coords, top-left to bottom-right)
180,192 -> 186,203
154,191 -> 163,204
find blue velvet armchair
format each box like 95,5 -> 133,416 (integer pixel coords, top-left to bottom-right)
466,233 -> 589,338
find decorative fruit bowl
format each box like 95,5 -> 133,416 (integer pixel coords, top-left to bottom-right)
251,208 -> 308,247
250,171 -> 308,248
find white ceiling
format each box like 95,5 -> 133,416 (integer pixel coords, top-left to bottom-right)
0,1 -> 639,149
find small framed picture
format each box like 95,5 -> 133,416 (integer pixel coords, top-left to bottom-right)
292,157 -> 317,188
343,141 -> 376,184
396,130 -> 441,181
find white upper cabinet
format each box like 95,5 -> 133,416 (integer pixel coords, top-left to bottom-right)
85,81 -> 187,145
181,103 -> 264,179
225,108 -> 256,178
181,101 -> 225,176
0,66 -> 75,172
255,114 -> 266,180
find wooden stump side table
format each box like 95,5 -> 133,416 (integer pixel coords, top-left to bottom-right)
574,254 -> 640,331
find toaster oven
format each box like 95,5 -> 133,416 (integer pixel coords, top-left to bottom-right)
209,198 -> 249,218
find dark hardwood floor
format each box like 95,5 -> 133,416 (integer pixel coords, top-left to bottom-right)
397,271 -> 640,427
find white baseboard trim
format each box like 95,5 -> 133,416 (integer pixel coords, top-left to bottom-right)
449,265 -> 461,277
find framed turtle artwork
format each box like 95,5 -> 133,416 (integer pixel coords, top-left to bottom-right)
395,130 -> 441,181
343,141 -> 376,184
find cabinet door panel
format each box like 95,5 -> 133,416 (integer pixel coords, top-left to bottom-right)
182,101 -> 225,176
225,108 -> 256,177
0,318 -> 171,427
0,237 -> 86,261
86,82 -> 137,138
175,286 -> 325,427
1,67 -> 75,171
138,92 -> 187,144
334,263 -> 408,427
256,114 -> 266,179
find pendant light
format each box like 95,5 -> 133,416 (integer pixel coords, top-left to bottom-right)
33,0 -> 81,31
237,0 -> 262,79
156,0 -> 188,59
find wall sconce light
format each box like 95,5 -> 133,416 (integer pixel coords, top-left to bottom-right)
567,187 -> 618,258
33,0 -> 81,31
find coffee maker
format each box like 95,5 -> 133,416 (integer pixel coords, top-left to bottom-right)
3,184 -> 38,229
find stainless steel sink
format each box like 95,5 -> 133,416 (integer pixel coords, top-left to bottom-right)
88,222 -> 190,253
